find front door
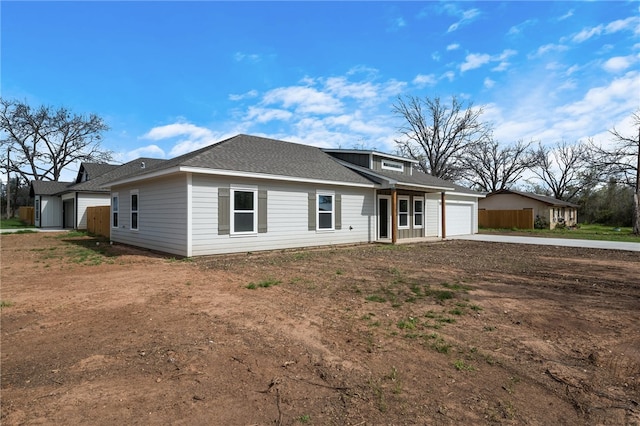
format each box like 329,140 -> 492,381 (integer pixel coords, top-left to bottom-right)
378,196 -> 391,239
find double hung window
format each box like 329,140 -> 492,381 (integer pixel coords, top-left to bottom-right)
317,193 -> 334,230
231,188 -> 257,234
398,197 -> 410,229
131,191 -> 139,230
112,194 -> 119,228
413,198 -> 424,228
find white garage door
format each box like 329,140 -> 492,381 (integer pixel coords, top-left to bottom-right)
446,203 -> 473,236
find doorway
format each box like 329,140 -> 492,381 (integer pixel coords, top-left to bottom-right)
378,195 -> 391,240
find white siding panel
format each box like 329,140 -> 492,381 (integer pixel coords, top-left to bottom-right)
111,175 -> 188,256
40,196 -> 63,228
191,175 -> 375,256
425,194 -> 440,237
77,193 -> 110,229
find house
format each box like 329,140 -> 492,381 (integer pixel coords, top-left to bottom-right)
30,180 -> 73,228
102,134 -> 484,257
479,189 -> 579,229
29,160 -> 165,229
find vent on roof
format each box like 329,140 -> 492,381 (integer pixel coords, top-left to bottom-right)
140,161 -> 146,169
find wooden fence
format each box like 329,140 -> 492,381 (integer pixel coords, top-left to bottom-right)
19,206 -> 35,226
87,206 -> 111,239
478,209 -> 534,230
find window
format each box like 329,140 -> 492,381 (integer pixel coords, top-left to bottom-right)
112,194 -> 119,228
231,188 -> 257,234
130,191 -> 139,230
413,198 -> 424,228
398,196 -> 410,229
317,193 -> 334,230
381,159 -> 404,172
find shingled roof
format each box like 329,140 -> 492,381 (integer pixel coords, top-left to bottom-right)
69,158 -> 166,192
488,189 -> 579,207
105,134 -> 375,187
29,180 -> 73,197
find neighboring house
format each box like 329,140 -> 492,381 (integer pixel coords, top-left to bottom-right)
29,160 -> 165,229
479,189 -> 579,229
103,134 -> 484,257
29,180 -> 73,228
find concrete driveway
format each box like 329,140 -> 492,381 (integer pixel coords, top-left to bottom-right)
449,234 -> 640,252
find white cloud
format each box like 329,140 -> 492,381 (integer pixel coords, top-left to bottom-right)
387,17 -> 406,32
447,8 -> 481,33
245,107 -> 292,123
262,86 -> 343,114
460,53 -> 491,72
557,9 -> 574,22
141,122 -> 224,157
229,90 -> 259,101
116,145 -> 166,163
572,16 -> 640,43
507,19 -> 537,36
413,74 -> 437,88
530,43 -> 569,58
446,43 -> 460,51
142,123 -> 214,141
483,78 -> 495,89
603,55 -> 636,73
233,52 -> 261,63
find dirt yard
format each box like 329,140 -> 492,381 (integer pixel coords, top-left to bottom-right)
1,232 -> 639,425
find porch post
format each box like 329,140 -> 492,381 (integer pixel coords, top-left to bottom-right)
440,191 -> 446,240
391,188 -> 398,244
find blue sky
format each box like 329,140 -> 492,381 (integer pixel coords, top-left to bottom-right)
2,1 -> 639,181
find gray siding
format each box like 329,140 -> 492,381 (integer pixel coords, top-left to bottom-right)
111,175 -> 188,256
191,175 -> 375,256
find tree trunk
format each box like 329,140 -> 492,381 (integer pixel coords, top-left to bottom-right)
634,191 -> 639,235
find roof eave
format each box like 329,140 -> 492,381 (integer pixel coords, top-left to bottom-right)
104,166 -> 377,189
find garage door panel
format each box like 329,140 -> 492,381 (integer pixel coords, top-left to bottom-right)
446,204 -> 473,236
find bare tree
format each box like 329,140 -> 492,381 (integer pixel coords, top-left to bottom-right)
461,137 -> 535,192
590,110 -> 640,234
393,95 -> 490,181
529,140 -> 593,202
0,98 -> 112,183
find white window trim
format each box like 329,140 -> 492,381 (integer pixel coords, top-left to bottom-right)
413,197 -> 424,229
398,196 -> 410,229
317,191 -> 335,232
130,189 -> 139,231
230,186 -> 258,236
112,193 -> 119,228
381,159 -> 404,173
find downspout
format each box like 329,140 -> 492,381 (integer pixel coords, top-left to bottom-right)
391,188 -> 398,244
441,192 -> 446,240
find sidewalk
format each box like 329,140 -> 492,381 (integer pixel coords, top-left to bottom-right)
0,228 -> 66,234
449,234 -> 640,252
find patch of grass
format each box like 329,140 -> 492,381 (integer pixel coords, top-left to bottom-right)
454,359 -> 475,371
0,218 -> 34,229
365,294 -> 387,303
335,269 -> 343,275
397,317 -> 418,330
449,307 -> 464,316
0,300 -> 14,309
2,229 -> 37,235
297,414 -> 311,424
480,223 -> 640,243
246,278 -> 281,289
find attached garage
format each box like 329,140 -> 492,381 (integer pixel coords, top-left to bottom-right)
438,194 -> 479,237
